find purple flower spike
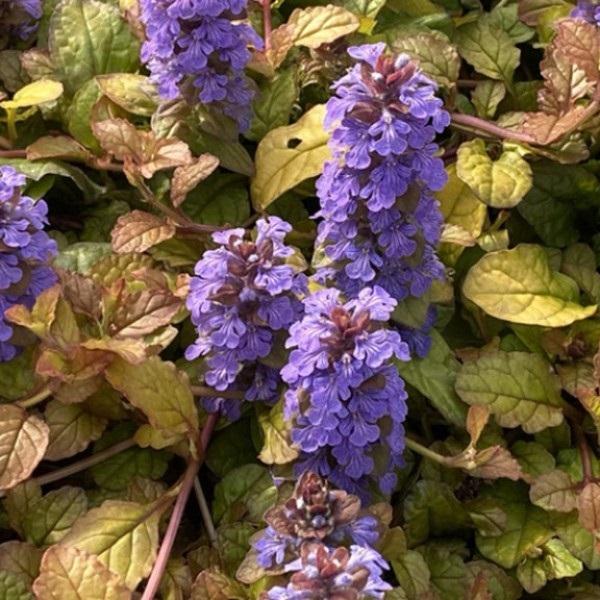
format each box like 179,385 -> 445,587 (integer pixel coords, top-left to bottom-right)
186,216 -> 307,420
315,43 -> 448,309
0,166 -> 57,361
282,286 -> 410,500
139,0 -> 262,130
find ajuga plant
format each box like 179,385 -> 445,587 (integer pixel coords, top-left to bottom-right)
4,1 -> 600,599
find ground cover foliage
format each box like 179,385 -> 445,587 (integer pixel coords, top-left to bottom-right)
3,0 -> 600,598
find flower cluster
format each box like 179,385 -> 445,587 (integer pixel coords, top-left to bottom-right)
315,43 -> 448,307
0,0 -> 41,46
572,0 -> 600,23
253,471 -> 379,570
186,217 -> 306,419
282,286 -> 409,499
263,543 -> 390,600
139,0 -> 261,130
0,166 -> 57,361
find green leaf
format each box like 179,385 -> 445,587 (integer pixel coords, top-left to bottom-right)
485,3 -> 534,44
0,158 -> 105,200
541,538 -> 583,579
561,244 -> 600,303
456,20 -> 520,85
257,400 -> 298,466
44,400 -> 107,461
472,81 -> 506,119
212,464 -> 277,525
419,543 -> 467,600
105,357 -> 199,438
403,480 -> 469,546
436,164 -> 487,265
23,487 -> 88,546
518,162 -> 600,247
49,0 -> 140,95
32,544 -> 132,600
390,29 -> 459,88
390,550 -> 431,600
91,426 -> 170,492
251,104 -> 330,210
62,499 -> 163,589
456,139 -> 532,208
54,242 -> 112,274
510,441 -> 555,479
66,78 -> 103,152
247,69 -> 298,141
205,420 -> 256,479
476,481 -> 552,569
0,571 -> 34,600
456,350 -> 564,433
96,74 -> 158,117
217,522 -> 255,577
465,560 -> 522,600
287,5 -> 359,48
516,558 -> 547,593
396,330 -> 467,427
0,350 -> 38,402
463,244 -> 597,326
0,79 -> 63,110
0,542 -> 43,587
554,511 -> 600,570
182,173 -> 249,226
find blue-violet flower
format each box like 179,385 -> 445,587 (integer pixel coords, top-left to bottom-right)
572,0 -> 600,23
139,0 -> 261,130
282,286 -> 409,500
186,216 -> 306,419
0,166 -> 57,361
315,43 -> 449,305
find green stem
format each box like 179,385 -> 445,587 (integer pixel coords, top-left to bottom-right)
16,386 -> 52,409
405,436 -> 449,466
5,109 -> 18,143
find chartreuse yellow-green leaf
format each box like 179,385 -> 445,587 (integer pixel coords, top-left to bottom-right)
257,399 -> 298,465
456,350 -> 564,433
476,481 -> 552,570
0,570 -> 33,600
105,356 -> 198,438
436,164 -> 487,265
463,244 -> 597,326
251,104 -> 330,209
61,499 -> 164,590
33,544 -> 131,600
456,139 -> 532,208
0,79 -> 63,110
287,5 -> 359,48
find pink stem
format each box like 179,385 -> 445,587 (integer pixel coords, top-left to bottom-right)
140,412 -> 219,600
263,0 -> 272,51
450,112 -> 537,144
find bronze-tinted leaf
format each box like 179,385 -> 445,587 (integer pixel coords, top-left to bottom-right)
33,544 -> 131,600
171,154 -> 219,207
111,210 -> 176,254
0,405 -> 49,491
